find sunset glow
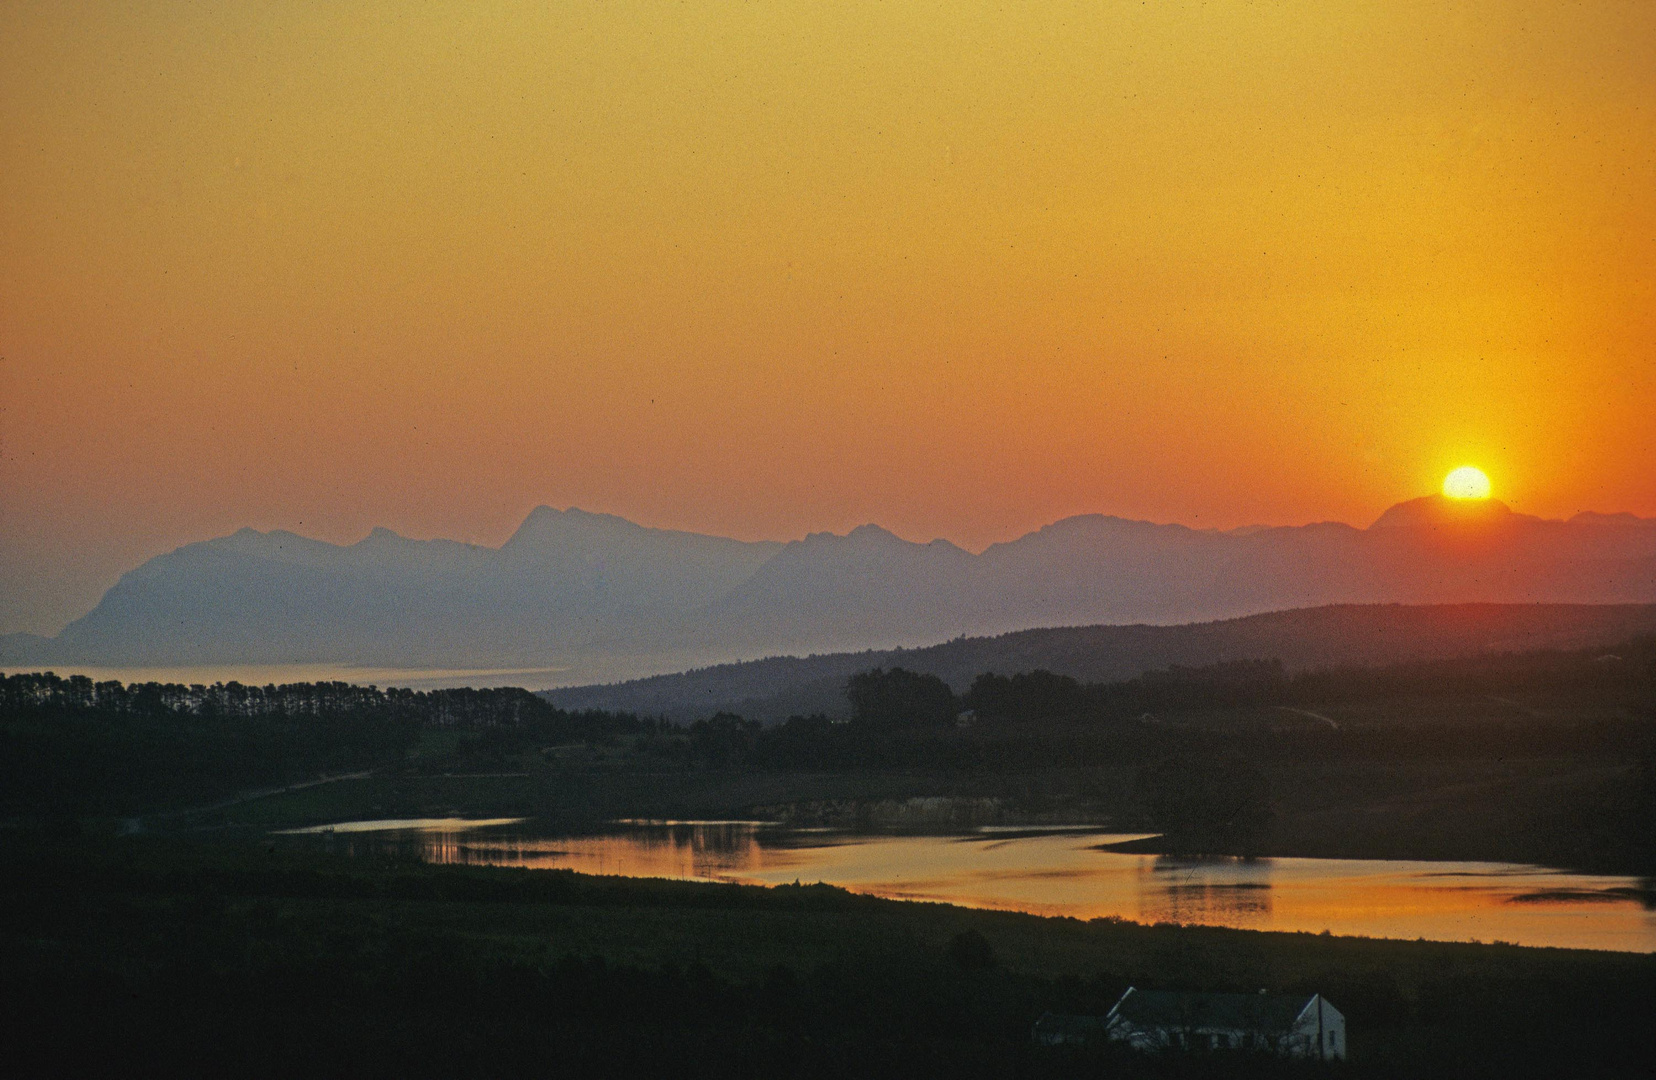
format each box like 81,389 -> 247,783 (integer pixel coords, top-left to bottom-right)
6,5 -> 1656,1060
3,1 -> 1655,634
1442,467 -> 1493,501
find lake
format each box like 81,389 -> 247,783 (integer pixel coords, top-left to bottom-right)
281,818 -> 1656,953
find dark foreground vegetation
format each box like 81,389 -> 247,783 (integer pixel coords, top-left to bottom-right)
3,639 -> 1654,1076
3,832 -> 1652,1079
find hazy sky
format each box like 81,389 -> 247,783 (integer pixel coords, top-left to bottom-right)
3,1 -> 1654,634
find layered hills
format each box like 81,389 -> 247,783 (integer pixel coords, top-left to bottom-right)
5,497 -> 1655,683
544,601 -> 1656,721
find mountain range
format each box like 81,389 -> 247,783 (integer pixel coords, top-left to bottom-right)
4,494 -> 1655,683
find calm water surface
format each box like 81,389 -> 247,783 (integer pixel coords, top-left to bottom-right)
287,819 -> 1656,953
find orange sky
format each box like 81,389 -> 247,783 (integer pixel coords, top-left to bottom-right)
3,1 -> 1654,634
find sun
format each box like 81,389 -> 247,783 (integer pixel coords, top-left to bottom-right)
1442,466 -> 1492,500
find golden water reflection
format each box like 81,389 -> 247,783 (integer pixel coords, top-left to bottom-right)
303,821 -> 1656,953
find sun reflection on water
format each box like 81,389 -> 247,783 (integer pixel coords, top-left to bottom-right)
292,820 -> 1656,953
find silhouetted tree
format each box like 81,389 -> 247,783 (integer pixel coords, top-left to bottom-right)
688,712 -> 760,767
845,668 -> 957,729
963,669 -> 1088,721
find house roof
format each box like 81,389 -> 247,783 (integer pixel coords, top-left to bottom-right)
1108,988 -> 1313,1032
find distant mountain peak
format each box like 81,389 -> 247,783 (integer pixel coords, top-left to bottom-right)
504,505 -> 639,547
791,523 -> 906,549
1043,513 -> 1203,536
846,523 -> 904,543
213,526 -> 317,552
1369,494 -> 1531,530
1571,511 -> 1655,527
520,504 -> 588,526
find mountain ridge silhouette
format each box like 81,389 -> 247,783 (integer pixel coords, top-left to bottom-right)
4,499 -> 1654,681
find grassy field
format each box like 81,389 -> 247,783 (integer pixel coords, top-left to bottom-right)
3,831 -> 1651,1078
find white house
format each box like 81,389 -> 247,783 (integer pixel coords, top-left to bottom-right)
1101,986 -> 1346,1060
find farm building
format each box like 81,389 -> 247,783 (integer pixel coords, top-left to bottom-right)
1101,986 -> 1346,1059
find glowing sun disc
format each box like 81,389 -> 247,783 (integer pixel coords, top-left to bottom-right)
1443,466 -> 1492,500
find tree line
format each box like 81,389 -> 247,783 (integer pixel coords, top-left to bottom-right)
844,638 -> 1656,729
0,672 -> 662,738
5,639 -> 1650,826
0,672 -> 663,817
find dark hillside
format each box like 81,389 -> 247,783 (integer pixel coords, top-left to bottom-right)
545,603 -> 1656,721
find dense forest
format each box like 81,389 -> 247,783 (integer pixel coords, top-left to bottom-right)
0,674 -> 661,817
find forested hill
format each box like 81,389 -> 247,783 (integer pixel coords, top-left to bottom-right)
542,602 -> 1656,722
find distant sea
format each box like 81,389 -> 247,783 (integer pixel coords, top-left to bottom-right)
1,663 -> 570,691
